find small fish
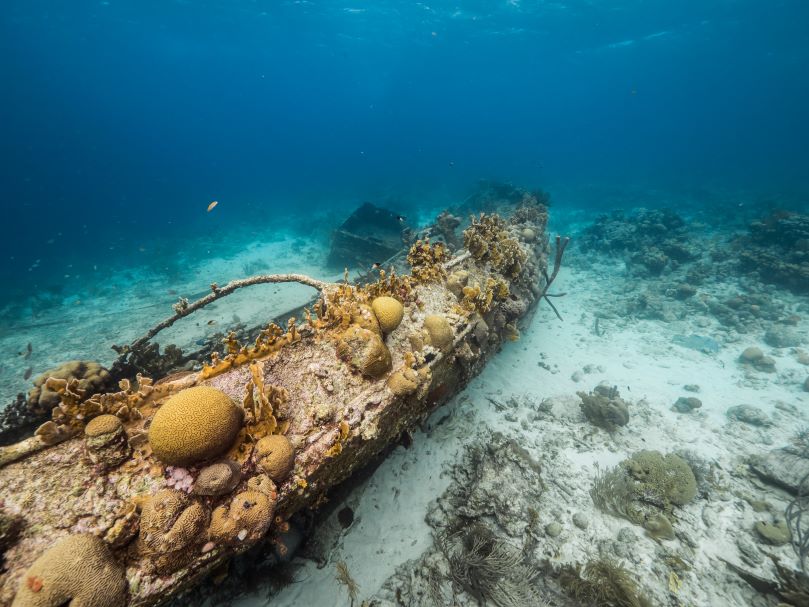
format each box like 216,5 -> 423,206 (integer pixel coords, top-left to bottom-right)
396,215 -> 406,222
25,343 -> 32,358
207,200 -> 219,212
207,320 -> 216,325
23,367 -> 32,380
195,339 -> 207,346
448,160 -> 454,167
371,262 -> 382,270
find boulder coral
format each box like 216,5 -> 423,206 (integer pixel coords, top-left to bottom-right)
12,534 -> 126,607
148,386 -> 243,466
209,490 -> 275,545
255,435 -> 295,483
423,315 -> 453,352
137,489 -> 209,573
336,325 -> 392,377
27,360 -> 113,416
371,296 -> 404,334
193,460 -> 242,496
351,304 -> 382,336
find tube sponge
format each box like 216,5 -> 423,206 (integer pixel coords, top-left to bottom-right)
12,534 -> 126,607
371,296 -> 404,334
148,386 -> 243,466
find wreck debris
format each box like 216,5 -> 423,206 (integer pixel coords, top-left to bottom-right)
327,202 -> 413,270
116,272 -> 332,360
0,201 -> 550,607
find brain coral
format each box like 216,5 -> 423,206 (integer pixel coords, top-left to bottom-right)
138,489 -> 209,573
623,450 -> 697,507
209,490 -> 275,545
149,386 -> 243,466
255,435 -> 295,483
337,325 -> 392,378
371,296 -> 404,334
12,534 -> 126,607
423,315 -> 453,352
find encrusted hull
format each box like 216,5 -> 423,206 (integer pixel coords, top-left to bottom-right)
0,206 -> 549,607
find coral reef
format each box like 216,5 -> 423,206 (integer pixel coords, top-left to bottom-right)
579,208 -> 699,276
0,200 -> 548,607
255,435 -> 295,483
209,490 -> 275,545
736,210 -> 809,293
463,213 -> 528,278
148,386 -> 243,466
460,278 -> 509,315
578,384 -> 630,431
407,239 -> 450,282
370,296 -> 404,334
11,534 -> 126,607
432,211 -> 462,250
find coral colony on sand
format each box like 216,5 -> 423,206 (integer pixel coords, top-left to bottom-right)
0,198 -> 551,606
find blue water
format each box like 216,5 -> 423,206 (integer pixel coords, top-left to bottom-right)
1,0 -> 808,299
3,4 -> 809,604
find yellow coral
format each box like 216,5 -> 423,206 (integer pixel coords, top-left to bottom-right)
371,296 -> 404,334
255,435 -> 295,483
423,315 -> 453,352
11,534 -> 126,607
84,414 -> 122,437
148,386 -> 243,466
463,213 -> 527,278
407,239 -> 449,282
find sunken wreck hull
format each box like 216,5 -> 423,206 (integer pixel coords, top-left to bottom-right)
0,207 -> 549,607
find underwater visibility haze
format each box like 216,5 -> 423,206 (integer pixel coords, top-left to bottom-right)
1,1 -> 809,606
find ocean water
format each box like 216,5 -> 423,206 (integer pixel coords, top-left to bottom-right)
2,1 -> 809,606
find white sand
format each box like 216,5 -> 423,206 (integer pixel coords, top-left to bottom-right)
236,260 -> 809,606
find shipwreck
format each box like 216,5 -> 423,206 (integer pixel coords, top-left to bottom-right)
0,196 -> 563,607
